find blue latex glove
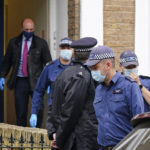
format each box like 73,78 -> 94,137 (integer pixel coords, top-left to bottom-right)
0,78 -> 5,90
29,114 -> 37,128
47,86 -> 50,94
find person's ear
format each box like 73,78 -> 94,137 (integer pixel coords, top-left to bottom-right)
71,48 -> 74,55
106,61 -> 111,69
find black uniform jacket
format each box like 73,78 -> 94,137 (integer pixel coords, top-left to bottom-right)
47,61 -> 98,150
0,34 -> 51,90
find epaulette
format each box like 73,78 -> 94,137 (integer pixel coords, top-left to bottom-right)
139,75 -> 150,79
77,65 -> 85,77
46,60 -> 54,66
125,76 -> 136,82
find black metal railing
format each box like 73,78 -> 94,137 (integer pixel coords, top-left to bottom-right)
0,133 -> 51,149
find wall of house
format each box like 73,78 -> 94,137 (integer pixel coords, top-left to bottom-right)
103,0 -> 135,69
68,0 -> 80,40
69,0 -> 136,71
135,0 -> 150,76
80,0 -> 103,45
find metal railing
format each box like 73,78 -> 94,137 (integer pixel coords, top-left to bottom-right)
0,133 -> 51,149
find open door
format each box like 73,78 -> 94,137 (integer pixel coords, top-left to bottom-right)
3,0 -> 69,127
4,0 -> 50,126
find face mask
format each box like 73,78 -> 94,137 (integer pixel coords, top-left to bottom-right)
23,31 -> 34,39
124,68 -> 138,76
60,49 -> 72,60
91,70 -> 106,83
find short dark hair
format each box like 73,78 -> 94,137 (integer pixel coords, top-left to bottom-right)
59,45 -> 71,49
74,51 -> 91,61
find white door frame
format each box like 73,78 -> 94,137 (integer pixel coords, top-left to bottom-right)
49,0 -> 68,60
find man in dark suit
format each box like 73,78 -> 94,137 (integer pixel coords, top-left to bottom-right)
0,18 -> 52,126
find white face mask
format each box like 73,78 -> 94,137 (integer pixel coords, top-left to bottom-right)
60,49 -> 72,60
124,68 -> 138,76
91,70 -> 106,83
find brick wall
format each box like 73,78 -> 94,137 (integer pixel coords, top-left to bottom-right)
68,0 -> 80,40
103,0 -> 135,69
67,0 -> 135,69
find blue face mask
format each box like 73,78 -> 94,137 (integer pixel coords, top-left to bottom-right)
60,49 -> 72,60
23,31 -> 34,39
124,68 -> 138,76
91,70 -> 106,83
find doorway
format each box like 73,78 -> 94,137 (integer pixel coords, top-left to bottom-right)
3,0 -> 69,127
4,0 -> 50,126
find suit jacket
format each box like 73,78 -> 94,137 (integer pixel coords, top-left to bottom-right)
0,34 -> 52,90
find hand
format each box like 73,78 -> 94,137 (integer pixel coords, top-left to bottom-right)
130,72 -> 141,85
29,114 -> 37,127
51,133 -> 59,149
0,78 -> 5,90
47,86 -> 50,94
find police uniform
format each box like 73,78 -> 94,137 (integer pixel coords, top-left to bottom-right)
120,50 -> 150,112
94,72 -> 144,147
31,58 -> 73,114
85,46 -> 144,149
30,37 -> 73,127
47,37 -> 99,150
139,76 -> 150,112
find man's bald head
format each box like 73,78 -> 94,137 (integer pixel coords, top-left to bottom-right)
21,18 -> 35,32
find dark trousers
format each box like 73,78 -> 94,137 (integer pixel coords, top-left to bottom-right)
15,77 -> 32,126
15,77 -> 43,127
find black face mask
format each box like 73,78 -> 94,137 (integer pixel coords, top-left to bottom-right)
22,31 -> 34,39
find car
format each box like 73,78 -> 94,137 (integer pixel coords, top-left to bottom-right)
113,112 -> 150,150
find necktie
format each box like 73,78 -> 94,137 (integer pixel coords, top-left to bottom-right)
22,39 -> 28,76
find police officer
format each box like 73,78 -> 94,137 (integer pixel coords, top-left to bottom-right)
30,37 -> 73,128
119,50 -> 150,112
85,46 -> 144,149
47,37 -> 99,150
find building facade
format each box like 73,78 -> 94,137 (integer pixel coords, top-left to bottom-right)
0,0 -> 149,125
